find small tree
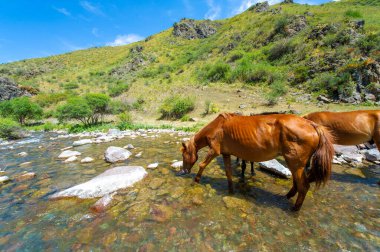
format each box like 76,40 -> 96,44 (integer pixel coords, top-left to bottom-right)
85,93 -> 110,124
0,97 -> 43,125
56,97 -> 93,126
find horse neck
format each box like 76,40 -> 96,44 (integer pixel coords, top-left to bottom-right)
192,114 -> 225,151
193,132 -> 208,151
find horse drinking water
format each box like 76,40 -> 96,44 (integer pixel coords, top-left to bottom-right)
178,113 -> 334,211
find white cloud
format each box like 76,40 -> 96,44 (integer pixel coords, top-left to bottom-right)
80,1 -> 105,16
92,27 -> 99,37
205,0 -> 221,20
106,34 -> 144,47
53,7 -> 71,16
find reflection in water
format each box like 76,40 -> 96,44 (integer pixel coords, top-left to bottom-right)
0,132 -> 379,251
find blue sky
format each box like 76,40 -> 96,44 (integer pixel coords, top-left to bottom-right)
0,0 -> 331,63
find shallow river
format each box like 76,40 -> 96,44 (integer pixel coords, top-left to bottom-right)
0,131 -> 379,251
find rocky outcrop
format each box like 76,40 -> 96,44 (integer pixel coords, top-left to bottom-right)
50,166 -> 147,199
248,1 -> 269,13
0,77 -> 31,101
172,19 -> 218,40
285,15 -> 307,36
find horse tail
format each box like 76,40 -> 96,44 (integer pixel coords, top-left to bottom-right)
309,123 -> 334,189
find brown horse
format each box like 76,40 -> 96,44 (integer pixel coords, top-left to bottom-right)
304,110 -> 380,150
179,113 -> 334,211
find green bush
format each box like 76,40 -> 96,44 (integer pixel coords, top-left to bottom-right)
0,118 -> 23,140
267,40 -> 295,61
56,97 -> 93,125
43,121 -> 55,132
344,10 -> 362,18
108,83 -> 129,97
293,66 -> 310,84
0,97 -> 43,125
108,100 -> 130,114
204,100 -> 220,115
63,83 -> 79,90
310,72 -> 354,99
230,59 -> 271,84
34,93 -> 68,107
132,97 -> 145,111
356,33 -> 380,54
180,115 -> 191,122
199,62 -> 231,82
159,96 -> 195,119
117,112 -> 133,130
265,80 -> 287,105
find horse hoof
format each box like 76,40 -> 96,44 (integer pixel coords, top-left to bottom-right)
291,205 -> 301,212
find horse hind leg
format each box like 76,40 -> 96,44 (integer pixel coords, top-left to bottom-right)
240,160 -> 246,182
292,168 -> 310,211
250,162 -> 255,176
223,154 -> 234,193
286,177 -> 297,199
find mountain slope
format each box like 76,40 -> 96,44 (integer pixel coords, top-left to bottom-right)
0,0 -> 379,114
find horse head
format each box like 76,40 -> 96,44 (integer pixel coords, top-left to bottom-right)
177,138 -> 198,176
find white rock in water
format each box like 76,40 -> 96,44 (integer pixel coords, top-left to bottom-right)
64,156 -> 78,163
20,161 -> 32,167
108,128 -> 121,135
334,145 -> 359,156
61,146 -> 73,151
17,152 -> 28,157
81,157 -> 94,163
147,162 -> 159,169
135,152 -> 142,158
259,159 -> 291,178
171,161 -> 183,168
363,149 -> 380,162
90,193 -> 115,212
0,176 -> 10,183
58,150 -> 81,159
73,139 -> 93,146
104,146 -> 131,163
50,166 -> 147,199
124,144 -> 135,149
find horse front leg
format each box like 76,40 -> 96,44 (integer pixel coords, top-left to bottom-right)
223,154 -> 234,194
195,148 -> 218,183
240,160 -> 246,182
250,162 -> 255,176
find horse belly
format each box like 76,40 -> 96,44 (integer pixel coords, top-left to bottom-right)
224,142 -> 280,162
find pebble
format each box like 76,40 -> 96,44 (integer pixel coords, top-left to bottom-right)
58,150 -> 81,159
19,162 -> 32,167
135,152 -> 143,158
124,144 -> 135,149
17,152 -> 28,157
81,157 -> 94,163
171,161 -> 183,169
147,162 -> 159,169
0,176 -> 10,183
15,172 -> 36,182
64,156 -> 78,163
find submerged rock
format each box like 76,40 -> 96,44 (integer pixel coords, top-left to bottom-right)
81,157 -> 94,163
150,204 -> 173,223
58,150 -> 81,159
73,139 -> 93,146
90,193 -> 115,213
149,178 -> 165,190
259,159 -> 291,178
15,172 -> 36,182
104,146 -> 131,163
222,196 -> 253,214
147,162 -> 159,169
124,144 -> 135,149
64,156 -> 77,163
0,176 -> 10,183
17,152 -> 28,157
50,166 -> 147,199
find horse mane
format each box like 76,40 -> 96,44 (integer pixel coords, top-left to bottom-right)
250,110 -> 298,116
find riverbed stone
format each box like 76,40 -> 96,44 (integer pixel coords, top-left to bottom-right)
64,156 -> 77,163
222,196 -> 253,214
258,159 -> 291,178
147,162 -> 159,169
90,193 -> 115,213
19,161 -> 32,167
363,149 -> 380,162
17,152 -> 28,157
0,176 -> 10,183
149,178 -> 165,190
171,161 -> 183,169
58,150 -> 81,159
104,146 -> 131,163
15,172 -> 36,182
50,166 -> 147,199
73,139 -> 93,146
124,144 -> 135,149
81,157 -> 94,163
150,204 -> 173,223
170,187 -> 185,199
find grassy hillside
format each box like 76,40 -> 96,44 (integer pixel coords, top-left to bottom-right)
0,0 -> 379,123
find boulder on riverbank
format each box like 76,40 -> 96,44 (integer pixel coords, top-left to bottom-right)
50,166 -> 147,199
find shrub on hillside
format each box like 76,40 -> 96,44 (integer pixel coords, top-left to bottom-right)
267,40 -> 295,61
0,118 -> 24,140
159,96 -> 195,119
310,72 -> 354,99
344,10 -> 362,18
230,59 -> 271,84
356,33 -> 380,54
265,80 -> 287,105
203,100 -> 220,115
108,83 -> 130,97
0,97 -> 43,125
117,112 -> 133,130
108,100 -> 130,114
199,62 -> 231,82
63,83 -> 79,90
34,93 -> 68,107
